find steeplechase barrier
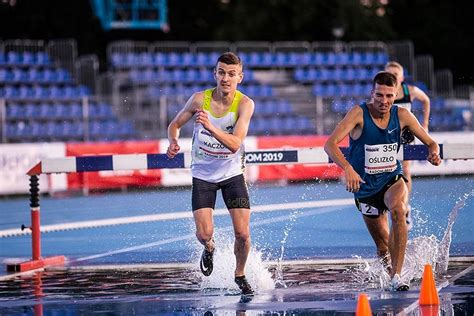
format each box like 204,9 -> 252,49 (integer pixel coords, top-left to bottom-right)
6,143 -> 473,273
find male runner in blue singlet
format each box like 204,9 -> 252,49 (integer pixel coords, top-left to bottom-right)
166,52 -> 255,295
324,72 -> 441,291
385,61 -> 431,230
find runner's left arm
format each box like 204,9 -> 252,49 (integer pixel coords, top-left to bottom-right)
410,85 -> 430,130
196,96 -> 255,153
399,107 -> 441,166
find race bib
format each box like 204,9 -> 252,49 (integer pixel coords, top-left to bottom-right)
197,129 -> 232,159
364,143 -> 398,174
359,202 -> 380,216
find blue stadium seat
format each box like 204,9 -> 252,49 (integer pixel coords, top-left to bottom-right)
29,121 -> 43,139
311,52 -> 324,65
56,69 -> 71,83
181,52 -> 196,66
171,69 -> 185,82
3,86 -> 19,98
14,121 -> 32,139
276,99 -> 292,114
0,68 -> 10,81
316,68 -> 330,81
344,67 -> 356,81
296,116 -> 313,134
335,52 -> 350,66
19,85 -> 34,99
7,51 -> 21,64
294,68 -> 305,81
118,120 -> 136,139
27,68 -> 41,82
35,52 -> 50,65
248,52 -> 263,67
69,103 -> 83,118
25,103 -> 40,118
6,103 -> 22,118
153,52 -> 166,66
332,68 -> 344,81
125,52 -> 140,67
268,117 -> 284,135
355,68 -> 370,81
323,52 -> 337,66
111,52 -> 125,67
375,52 -> 388,65
307,68 -> 318,81
38,103 -> 54,118
261,52 -> 274,66
208,52 -> 219,66
138,52 -> 153,66
22,52 -> 34,65
6,122 -> 18,138
167,52 -> 182,67
42,121 -> 59,138
12,69 -> 26,82
76,85 -> 91,97
185,69 -> 198,82
287,52 -> 300,66
0,53 -> 5,65
349,52 -> 362,65
274,52 -> 290,67
48,86 -> 63,99
282,116 -> 297,134
42,69 -> 58,82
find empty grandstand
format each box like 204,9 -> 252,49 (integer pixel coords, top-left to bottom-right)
2,38 -> 471,143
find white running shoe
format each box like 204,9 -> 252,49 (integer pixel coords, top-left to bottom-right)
390,274 -> 409,291
406,204 -> 413,231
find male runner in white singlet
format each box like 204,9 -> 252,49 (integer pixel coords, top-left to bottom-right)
167,52 -> 255,295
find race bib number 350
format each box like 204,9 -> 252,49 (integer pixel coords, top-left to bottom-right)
364,143 -> 398,174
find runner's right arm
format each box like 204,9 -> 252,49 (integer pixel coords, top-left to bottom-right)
167,92 -> 203,158
324,106 -> 365,192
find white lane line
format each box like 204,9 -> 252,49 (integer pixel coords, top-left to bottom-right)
0,198 -> 354,237
399,264 -> 474,315
73,205 -> 344,263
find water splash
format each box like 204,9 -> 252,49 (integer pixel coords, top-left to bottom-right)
352,190 -> 473,289
273,210 -> 301,289
193,232 -> 274,295
436,190 -> 473,273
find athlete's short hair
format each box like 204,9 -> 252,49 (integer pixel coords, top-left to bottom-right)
373,71 -> 398,88
385,61 -> 404,71
216,52 -> 242,68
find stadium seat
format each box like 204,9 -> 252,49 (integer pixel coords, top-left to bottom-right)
335,52 -> 350,66
138,52 -> 153,66
111,52 -> 125,67
38,103 -> 54,118
22,52 -> 34,65
0,68 -> 10,81
56,69 -> 71,83
153,52 -> 166,66
6,103 -> 22,118
167,52 -> 182,67
7,51 -> 21,64
35,52 -> 50,65
181,52 -> 195,66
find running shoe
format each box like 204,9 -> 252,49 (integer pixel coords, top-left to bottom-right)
235,275 -> 254,295
406,204 -> 413,231
200,248 -> 214,276
390,274 -> 409,291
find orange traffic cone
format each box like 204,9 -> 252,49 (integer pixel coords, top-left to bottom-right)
419,264 -> 439,305
356,293 -> 372,316
420,305 -> 440,316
